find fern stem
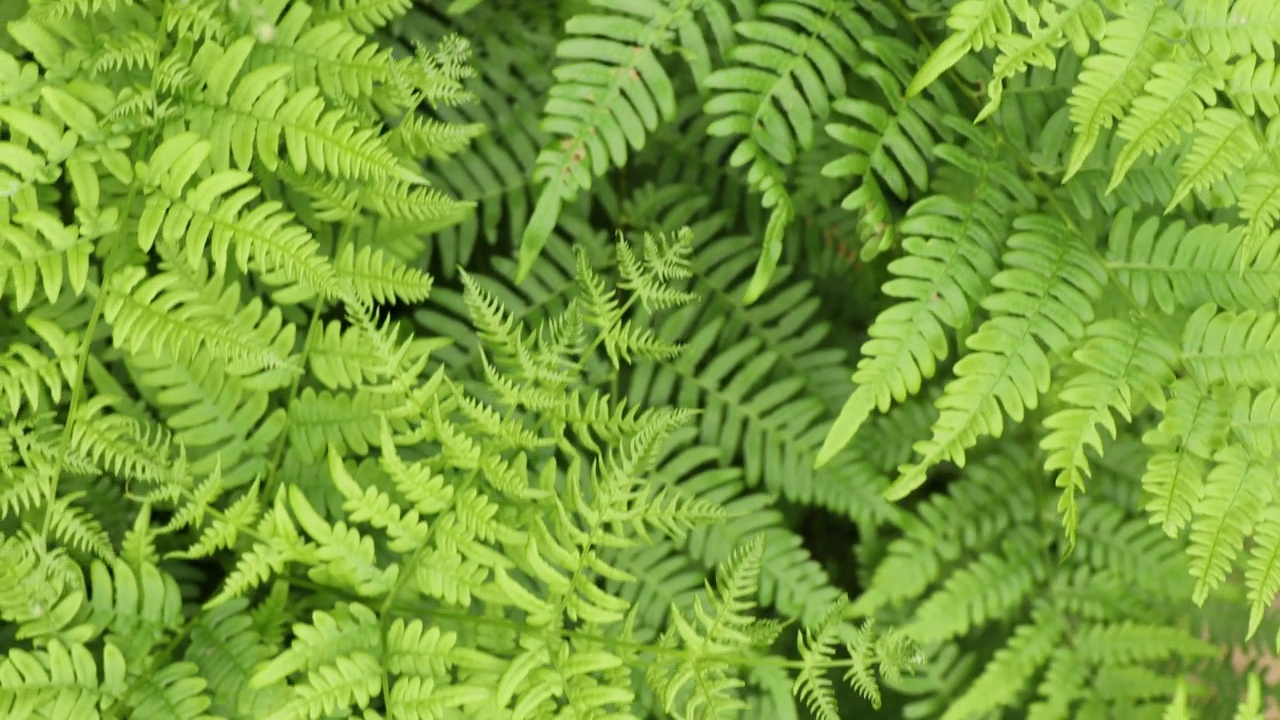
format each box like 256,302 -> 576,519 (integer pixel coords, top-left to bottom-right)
283,567 -> 858,674
260,221 -> 360,501
39,293 -> 105,545
39,133 -> 155,549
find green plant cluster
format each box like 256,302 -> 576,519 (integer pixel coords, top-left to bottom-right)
1,0 -> 1279,718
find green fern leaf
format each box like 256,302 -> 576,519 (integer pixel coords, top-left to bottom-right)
1187,446 -> 1273,605
1063,1 -> 1182,179
941,608 -> 1066,720
1106,210 -> 1280,313
1041,318 -> 1177,548
890,214 -> 1107,500
907,0 -> 1012,98
1244,506 -> 1280,640
818,138 -> 1034,467
1108,59 -> 1217,192
702,0 -> 871,301
519,0 -> 692,280
1166,108 -> 1258,211
1141,379 -> 1228,538
1226,55 -> 1280,117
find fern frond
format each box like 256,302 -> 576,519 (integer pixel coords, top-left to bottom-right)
1226,55 -> 1280,117
822,54 -> 950,260
1141,378 -> 1227,538
133,132 -> 342,300
1073,621 -> 1215,665
288,486 -> 397,597
1107,210 -> 1280,313
90,30 -> 160,74
307,321 -> 388,390
852,447 -> 1038,616
0,317 -> 79,416
0,194 -> 95,311
1184,0 -> 1280,65
1166,108 -> 1258,210
907,0 -> 1013,98
975,0 -> 1108,121
46,493 -> 116,562
616,227 -> 699,312
674,454 -> 844,625
1244,506 -> 1280,640
1041,318 -> 1177,547
701,0 -> 872,301
334,243 -> 434,306
69,396 -> 174,486
1238,168 -> 1280,265
1109,59 -> 1217,192
185,37 -> 424,184
651,535 -> 765,719
940,607 -> 1066,720
102,264 -> 294,376
287,388 -> 402,464
1063,2 -> 1182,179
0,640 -> 126,718
285,20 -> 392,101
1182,303 -> 1280,389
186,598 -> 288,716
208,492 -> 300,606
385,9 -> 554,259
319,0 -> 413,34
124,333 -> 293,489
519,0 -> 696,279
901,524 -> 1048,643
122,659 -> 216,720
817,137 -> 1035,467
792,600 -> 844,719
890,214 -> 1107,500
1187,445 -> 1274,604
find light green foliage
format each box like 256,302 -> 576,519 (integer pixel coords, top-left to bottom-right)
6,0 -> 1280,718
0,0 -> 928,717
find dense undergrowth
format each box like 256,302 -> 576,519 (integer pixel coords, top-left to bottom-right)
2,0 -> 1280,718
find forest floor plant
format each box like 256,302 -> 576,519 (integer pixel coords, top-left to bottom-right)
0,0 -> 911,718
3,0 -> 1280,718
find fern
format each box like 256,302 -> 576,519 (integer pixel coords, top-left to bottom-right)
519,0 -> 706,280
8,0 -> 1280,716
700,0 -> 873,302
891,214 -> 1107,501
817,132 -> 1034,467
